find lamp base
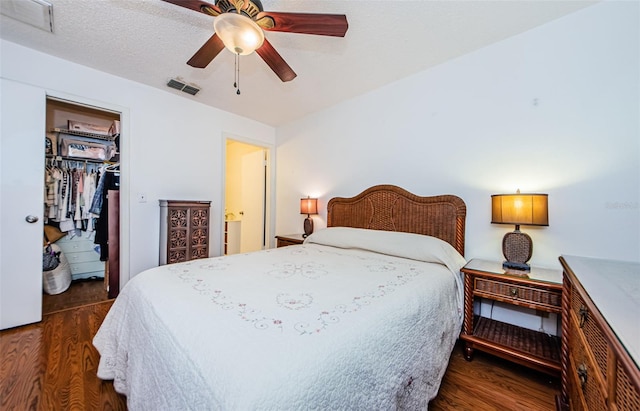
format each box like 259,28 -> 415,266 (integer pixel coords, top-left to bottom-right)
303,217 -> 314,238
502,230 -> 533,271
502,260 -> 531,271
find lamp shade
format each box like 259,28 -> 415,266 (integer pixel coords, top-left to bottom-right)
300,198 -> 318,215
491,192 -> 548,271
491,193 -> 548,226
213,13 -> 265,55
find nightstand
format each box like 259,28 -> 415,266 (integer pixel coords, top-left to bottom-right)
460,258 -> 563,376
275,234 -> 305,247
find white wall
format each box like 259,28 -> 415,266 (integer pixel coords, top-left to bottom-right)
276,1 -> 639,270
1,40 -> 276,283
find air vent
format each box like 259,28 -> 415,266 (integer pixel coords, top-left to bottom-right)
182,85 -> 200,96
167,78 -> 184,90
166,78 -> 200,95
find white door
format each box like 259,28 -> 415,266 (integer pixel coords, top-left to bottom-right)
240,149 -> 266,252
0,79 -> 46,329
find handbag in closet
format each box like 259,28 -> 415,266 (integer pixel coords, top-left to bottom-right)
43,244 -> 61,271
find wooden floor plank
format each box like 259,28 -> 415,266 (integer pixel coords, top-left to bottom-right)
0,324 -> 47,411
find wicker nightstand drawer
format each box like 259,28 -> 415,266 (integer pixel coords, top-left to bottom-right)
474,278 -> 562,312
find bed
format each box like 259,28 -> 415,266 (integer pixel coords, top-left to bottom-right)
94,184 -> 467,410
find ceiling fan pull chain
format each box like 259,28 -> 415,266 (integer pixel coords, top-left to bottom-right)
235,53 -> 241,95
234,53 -> 238,89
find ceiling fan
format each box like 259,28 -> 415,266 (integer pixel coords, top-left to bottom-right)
162,0 -> 349,82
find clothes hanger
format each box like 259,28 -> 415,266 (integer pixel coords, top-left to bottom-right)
104,162 -> 120,172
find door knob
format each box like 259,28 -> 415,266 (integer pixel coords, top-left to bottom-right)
25,215 -> 39,223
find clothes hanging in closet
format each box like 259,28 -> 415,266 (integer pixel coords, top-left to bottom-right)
90,166 -> 119,261
44,162 -> 100,232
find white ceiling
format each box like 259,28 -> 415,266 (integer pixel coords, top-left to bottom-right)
1,0 -> 597,126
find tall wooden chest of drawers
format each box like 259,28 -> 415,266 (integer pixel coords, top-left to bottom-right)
558,256 -> 640,411
159,200 -> 211,265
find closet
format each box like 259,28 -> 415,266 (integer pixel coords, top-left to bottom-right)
43,97 -> 121,301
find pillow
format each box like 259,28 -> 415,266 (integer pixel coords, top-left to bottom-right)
44,225 -> 67,244
304,227 -> 467,275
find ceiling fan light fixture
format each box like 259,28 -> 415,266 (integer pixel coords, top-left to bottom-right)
213,12 -> 264,55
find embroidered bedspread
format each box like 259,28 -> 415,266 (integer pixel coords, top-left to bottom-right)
94,228 -> 466,410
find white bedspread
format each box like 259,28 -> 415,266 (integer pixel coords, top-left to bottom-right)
94,228 -> 466,410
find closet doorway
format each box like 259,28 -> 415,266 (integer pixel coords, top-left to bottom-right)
224,139 -> 270,255
42,97 -> 121,314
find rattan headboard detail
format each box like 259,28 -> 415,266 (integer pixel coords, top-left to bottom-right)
326,185 -> 466,256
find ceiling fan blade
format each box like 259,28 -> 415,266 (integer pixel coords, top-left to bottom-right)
256,39 -> 297,82
256,12 -> 348,37
161,0 -> 220,16
187,34 -> 225,68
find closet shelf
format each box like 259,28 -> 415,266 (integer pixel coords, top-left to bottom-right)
51,127 -> 117,142
46,154 -> 113,164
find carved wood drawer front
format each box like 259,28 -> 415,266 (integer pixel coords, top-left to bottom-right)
569,312 -> 607,410
160,200 -> 211,265
570,286 -> 609,383
474,278 -> 562,312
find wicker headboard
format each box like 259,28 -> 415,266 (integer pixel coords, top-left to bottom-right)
326,185 -> 467,256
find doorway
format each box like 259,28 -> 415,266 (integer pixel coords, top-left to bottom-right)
42,97 -> 121,314
224,139 -> 269,255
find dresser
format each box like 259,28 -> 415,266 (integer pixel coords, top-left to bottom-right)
159,200 -> 211,265
558,255 -> 640,410
56,233 -> 104,280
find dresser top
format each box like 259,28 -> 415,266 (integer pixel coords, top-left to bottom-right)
561,255 -> 640,367
159,199 -> 211,205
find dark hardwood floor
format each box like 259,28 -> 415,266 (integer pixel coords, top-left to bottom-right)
2,284 -> 560,410
1,299 -> 126,411
42,278 -> 109,315
430,344 -> 560,410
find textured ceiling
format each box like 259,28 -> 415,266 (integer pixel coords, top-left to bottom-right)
1,0 -> 597,126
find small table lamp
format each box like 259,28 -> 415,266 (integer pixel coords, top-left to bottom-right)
491,191 -> 548,271
300,197 -> 318,237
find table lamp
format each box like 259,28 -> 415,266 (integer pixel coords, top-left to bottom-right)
491,191 -> 548,271
300,197 -> 318,237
